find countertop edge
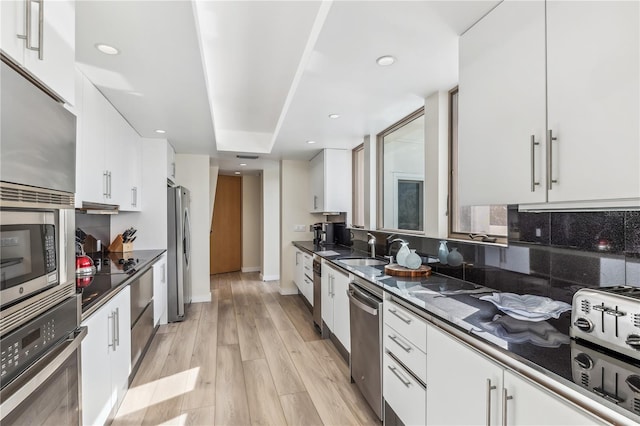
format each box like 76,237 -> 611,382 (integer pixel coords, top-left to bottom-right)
80,250 -> 166,322
293,241 -> 638,424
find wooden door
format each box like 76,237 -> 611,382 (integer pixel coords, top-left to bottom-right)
210,175 -> 242,274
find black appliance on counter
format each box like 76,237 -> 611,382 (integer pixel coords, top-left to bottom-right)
312,222 -> 344,245
334,223 -> 351,246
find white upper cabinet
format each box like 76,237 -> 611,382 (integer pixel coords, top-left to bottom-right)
167,143 -> 176,184
76,71 -> 142,210
0,0 -> 75,104
458,0 -> 639,209
544,1 -> 639,205
310,149 -> 351,214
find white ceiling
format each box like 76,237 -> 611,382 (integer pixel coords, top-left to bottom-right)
75,0 -> 500,174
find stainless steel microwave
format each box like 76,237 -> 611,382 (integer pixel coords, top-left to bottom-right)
1,210 -> 62,308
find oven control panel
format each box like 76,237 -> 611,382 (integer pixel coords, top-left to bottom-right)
0,295 -> 78,388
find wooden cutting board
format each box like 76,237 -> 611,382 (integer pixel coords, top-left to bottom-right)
385,263 -> 432,277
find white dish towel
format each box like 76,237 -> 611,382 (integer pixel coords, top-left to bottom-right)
479,293 -> 572,322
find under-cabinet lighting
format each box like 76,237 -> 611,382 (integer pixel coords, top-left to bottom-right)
155,129 -> 166,134
95,43 -> 120,55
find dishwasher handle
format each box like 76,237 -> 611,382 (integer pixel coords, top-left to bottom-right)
347,286 -> 379,316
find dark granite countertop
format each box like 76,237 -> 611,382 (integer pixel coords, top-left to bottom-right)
293,241 -> 640,423
78,249 -> 166,320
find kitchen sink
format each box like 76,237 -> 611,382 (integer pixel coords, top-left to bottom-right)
339,257 -> 388,267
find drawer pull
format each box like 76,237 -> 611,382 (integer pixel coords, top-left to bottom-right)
502,388 -> 513,426
389,308 -> 412,324
388,365 -> 411,387
389,334 -> 412,353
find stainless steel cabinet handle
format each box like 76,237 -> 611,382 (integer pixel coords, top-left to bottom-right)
296,252 -> 300,266
547,129 -> 558,190
17,0 -> 43,59
103,171 -> 108,197
389,334 -> 412,352
108,311 -> 116,349
388,365 -> 411,387
530,135 -> 540,192
388,308 -> 412,324
502,388 -> 513,426
330,275 -> 335,296
162,263 -> 166,283
114,307 -> 120,347
313,195 -> 318,210
172,162 -> 175,178
486,379 -> 497,426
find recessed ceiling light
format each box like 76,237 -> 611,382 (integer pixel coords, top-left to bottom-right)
328,114 -> 340,119
306,140 -> 316,144
95,43 -> 119,55
155,129 -> 166,134
376,55 -> 396,66
240,163 -> 247,166
234,171 -> 241,175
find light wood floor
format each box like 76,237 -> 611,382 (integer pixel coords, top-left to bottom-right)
112,272 -> 380,426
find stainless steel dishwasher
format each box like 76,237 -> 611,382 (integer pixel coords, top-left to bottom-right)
348,276 -> 383,421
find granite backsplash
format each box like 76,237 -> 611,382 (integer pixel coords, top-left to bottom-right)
351,208 -> 640,303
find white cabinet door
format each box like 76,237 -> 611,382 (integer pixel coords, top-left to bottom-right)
545,1 -> 640,204
167,143 -> 176,184
294,249 -> 304,291
309,149 -> 351,213
153,254 -> 168,326
1,0 -> 25,64
110,287 -> 131,411
21,0 -> 75,104
458,0 -> 547,207
310,152 -> 324,212
503,370 -> 605,426
426,324 -> 503,426
81,299 -> 113,426
0,0 -> 74,104
81,287 -> 131,426
331,268 -> 350,353
78,73 -> 108,205
321,261 -> 333,329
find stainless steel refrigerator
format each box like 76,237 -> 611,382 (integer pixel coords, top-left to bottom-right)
167,186 -> 192,322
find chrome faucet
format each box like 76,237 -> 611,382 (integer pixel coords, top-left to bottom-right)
387,238 -> 409,256
367,232 -> 376,258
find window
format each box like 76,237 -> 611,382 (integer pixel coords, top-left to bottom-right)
352,143 -> 365,227
449,88 -> 507,240
377,108 -> 425,232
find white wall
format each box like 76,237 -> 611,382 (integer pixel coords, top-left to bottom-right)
209,166 -> 219,225
261,165 -> 280,282
242,175 -> 261,271
111,138 -> 168,250
280,160 -> 316,294
425,91 -> 449,238
175,154 -> 211,303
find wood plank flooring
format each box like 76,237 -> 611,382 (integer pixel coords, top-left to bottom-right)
112,272 -> 380,426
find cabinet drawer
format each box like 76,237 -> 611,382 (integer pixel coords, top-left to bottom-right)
383,300 -> 427,353
303,275 -> 314,305
303,253 -> 313,278
384,324 -> 426,382
384,352 -> 426,426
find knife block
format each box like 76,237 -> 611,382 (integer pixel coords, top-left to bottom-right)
108,234 -> 133,253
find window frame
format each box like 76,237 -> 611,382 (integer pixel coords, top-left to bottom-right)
352,143 -> 365,228
448,86 -> 507,244
376,107 -> 426,234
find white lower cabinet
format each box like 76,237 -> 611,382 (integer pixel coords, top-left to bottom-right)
153,253 -> 168,326
293,249 -> 313,305
384,352 -> 426,426
81,287 -> 131,426
321,261 -> 350,352
426,323 -> 606,426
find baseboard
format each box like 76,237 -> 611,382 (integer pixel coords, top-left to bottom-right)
260,274 -> 280,282
191,292 -> 212,303
278,286 -> 298,296
241,266 -> 261,273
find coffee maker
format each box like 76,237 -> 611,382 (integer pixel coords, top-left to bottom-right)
312,222 -> 335,245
